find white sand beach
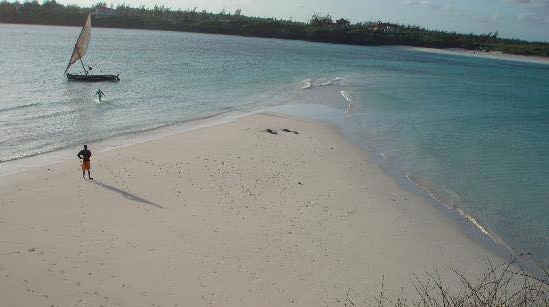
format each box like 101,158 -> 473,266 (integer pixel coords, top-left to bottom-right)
410,47 -> 549,65
0,113 -> 506,306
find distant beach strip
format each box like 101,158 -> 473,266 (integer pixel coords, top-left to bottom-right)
410,46 -> 549,65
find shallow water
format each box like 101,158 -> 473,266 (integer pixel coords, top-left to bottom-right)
1,23 -> 548,269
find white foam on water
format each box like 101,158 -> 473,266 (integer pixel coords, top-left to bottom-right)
403,173 -> 497,242
319,77 -> 341,86
302,77 -> 342,90
340,90 -> 353,115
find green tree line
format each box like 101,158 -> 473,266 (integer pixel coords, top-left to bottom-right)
1,0 -> 548,57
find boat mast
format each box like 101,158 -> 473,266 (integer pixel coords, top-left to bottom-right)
64,44 -> 78,75
76,49 -> 89,75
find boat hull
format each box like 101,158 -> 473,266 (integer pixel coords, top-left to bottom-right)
67,73 -> 120,82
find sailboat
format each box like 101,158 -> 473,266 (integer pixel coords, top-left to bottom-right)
64,14 -> 120,82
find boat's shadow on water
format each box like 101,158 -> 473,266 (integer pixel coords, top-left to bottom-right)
91,180 -> 164,209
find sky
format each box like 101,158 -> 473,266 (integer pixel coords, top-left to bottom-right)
55,0 -> 549,42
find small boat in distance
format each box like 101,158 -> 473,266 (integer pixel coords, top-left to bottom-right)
64,14 -> 120,82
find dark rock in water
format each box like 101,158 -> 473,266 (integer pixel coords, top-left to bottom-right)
265,129 -> 277,134
282,128 -> 299,134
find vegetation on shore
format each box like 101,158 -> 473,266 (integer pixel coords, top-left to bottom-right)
359,259 -> 549,307
1,0 -> 548,57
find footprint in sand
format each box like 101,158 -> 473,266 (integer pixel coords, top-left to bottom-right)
250,278 -> 265,292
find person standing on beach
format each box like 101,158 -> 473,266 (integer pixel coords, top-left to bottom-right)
95,88 -> 105,102
77,145 -> 93,180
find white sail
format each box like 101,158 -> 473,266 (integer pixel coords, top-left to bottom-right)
64,14 -> 92,73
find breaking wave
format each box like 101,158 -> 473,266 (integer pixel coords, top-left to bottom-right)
340,90 -> 353,115
302,77 -> 342,89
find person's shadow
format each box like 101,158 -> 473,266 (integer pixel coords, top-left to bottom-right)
91,180 -> 164,209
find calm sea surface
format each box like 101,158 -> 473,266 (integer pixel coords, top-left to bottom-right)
1,23 -> 548,269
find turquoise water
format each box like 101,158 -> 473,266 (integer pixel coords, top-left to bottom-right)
1,23 -> 548,269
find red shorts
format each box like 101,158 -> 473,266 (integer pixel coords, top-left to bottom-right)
82,161 -> 91,171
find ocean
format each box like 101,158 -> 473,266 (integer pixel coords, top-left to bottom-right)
1,23 -> 548,270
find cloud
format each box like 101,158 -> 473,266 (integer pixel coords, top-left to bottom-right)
501,0 -> 549,24
475,13 -> 505,24
517,11 -> 549,23
501,0 -> 549,10
402,0 -> 443,10
403,0 -> 429,6
492,13 -> 504,21
504,0 -> 549,4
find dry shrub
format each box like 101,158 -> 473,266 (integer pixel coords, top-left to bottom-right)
351,258 -> 549,307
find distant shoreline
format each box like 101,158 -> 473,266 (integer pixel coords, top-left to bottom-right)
2,0 -> 549,60
4,21 -> 547,62
410,46 -> 549,65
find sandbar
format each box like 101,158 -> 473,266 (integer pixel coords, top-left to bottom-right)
0,113 -> 506,306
